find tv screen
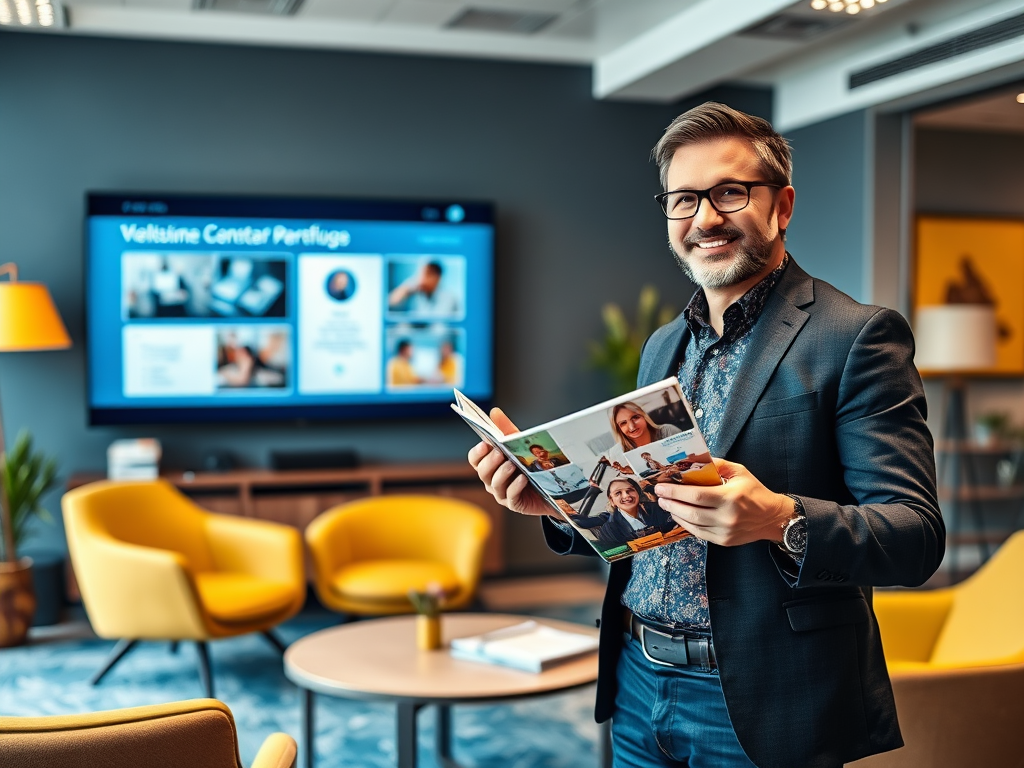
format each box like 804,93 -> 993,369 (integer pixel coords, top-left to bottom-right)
85,192 -> 494,425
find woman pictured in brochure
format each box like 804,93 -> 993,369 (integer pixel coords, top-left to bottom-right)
589,477 -> 676,546
609,401 -> 682,451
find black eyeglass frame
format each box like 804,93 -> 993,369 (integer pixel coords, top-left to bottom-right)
654,181 -> 783,220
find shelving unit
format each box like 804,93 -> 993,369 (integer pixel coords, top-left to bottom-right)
936,439 -> 1024,576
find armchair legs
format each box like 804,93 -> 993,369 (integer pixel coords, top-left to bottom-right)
90,631 -> 287,697
262,630 -> 287,655
196,641 -> 213,698
90,638 -> 138,686
90,638 -> 214,698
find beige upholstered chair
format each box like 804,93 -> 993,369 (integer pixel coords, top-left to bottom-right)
0,698 -> 296,768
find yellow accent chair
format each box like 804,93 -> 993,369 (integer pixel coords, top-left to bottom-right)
0,698 -> 296,768
305,495 -> 491,617
851,530 -> 1024,767
62,480 -> 306,697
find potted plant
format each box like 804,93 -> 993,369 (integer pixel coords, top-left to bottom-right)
408,582 -> 447,651
973,411 -> 1011,447
588,285 -> 676,397
0,431 -> 58,647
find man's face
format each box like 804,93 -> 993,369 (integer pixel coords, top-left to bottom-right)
664,137 -> 794,290
530,446 -> 549,460
421,268 -> 441,293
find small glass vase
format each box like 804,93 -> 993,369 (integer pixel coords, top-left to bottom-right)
416,613 -> 442,651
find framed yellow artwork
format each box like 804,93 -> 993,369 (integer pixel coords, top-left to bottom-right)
915,215 -> 1024,376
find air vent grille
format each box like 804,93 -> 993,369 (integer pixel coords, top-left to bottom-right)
194,0 -> 302,16
446,7 -> 557,35
850,11 -> 1024,89
741,13 -> 850,41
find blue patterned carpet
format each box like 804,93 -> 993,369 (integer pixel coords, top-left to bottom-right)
0,603 -> 603,767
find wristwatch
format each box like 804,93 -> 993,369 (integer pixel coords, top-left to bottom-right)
781,496 -> 807,557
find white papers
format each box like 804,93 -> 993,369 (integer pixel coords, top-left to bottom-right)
449,621 -> 599,673
108,438 -> 162,480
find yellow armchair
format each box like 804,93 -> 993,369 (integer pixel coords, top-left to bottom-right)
0,698 -> 296,768
62,480 -> 306,696
305,495 -> 491,617
851,531 -> 1024,767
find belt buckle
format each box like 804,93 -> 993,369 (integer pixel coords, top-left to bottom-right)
638,623 -> 690,667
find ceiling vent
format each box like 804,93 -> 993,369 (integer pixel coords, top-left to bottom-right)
194,0 -> 302,16
850,11 -> 1024,88
446,7 -> 557,35
741,13 -> 851,41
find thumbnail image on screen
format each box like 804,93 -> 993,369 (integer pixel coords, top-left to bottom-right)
122,253 -> 288,319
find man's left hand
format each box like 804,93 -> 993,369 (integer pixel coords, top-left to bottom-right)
655,458 -> 795,547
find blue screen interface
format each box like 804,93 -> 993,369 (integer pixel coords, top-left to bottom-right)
86,194 -> 494,423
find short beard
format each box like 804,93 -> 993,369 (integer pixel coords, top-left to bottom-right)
670,224 -> 775,289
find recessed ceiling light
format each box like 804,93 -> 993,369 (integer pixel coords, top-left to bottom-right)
0,0 -> 60,26
811,0 -> 828,9
1017,93 -> 1024,104
829,1 -> 844,11
846,2 -> 861,13
861,0 -> 875,7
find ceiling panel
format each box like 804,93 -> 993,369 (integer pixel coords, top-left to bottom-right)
383,0 -> 460,27
917,87 -> 1024,134
298,0 -> 390,22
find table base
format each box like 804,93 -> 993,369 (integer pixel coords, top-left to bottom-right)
301,690 -> 611,768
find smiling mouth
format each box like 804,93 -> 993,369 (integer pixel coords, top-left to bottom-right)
691,235 -> 739,251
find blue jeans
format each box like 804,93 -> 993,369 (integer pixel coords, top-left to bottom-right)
612,633 -> 758,768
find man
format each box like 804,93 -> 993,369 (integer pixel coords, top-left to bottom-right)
469,102 -> 942,768
388,261 -> 460,318
526,444 -> 568,472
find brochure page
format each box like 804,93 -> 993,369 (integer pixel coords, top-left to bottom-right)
453,378 -> 721,562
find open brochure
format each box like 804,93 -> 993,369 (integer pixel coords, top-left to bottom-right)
449,620 -> 599,673
452,377 -> 722,563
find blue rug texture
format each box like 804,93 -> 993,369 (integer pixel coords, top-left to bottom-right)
0,603 -> 603,767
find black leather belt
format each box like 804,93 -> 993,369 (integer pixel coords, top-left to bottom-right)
627,612 -> 717,671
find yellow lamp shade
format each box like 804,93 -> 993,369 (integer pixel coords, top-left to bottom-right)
0,282 -> 71,351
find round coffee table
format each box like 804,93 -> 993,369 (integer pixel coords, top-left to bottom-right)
284,613 -> 602,768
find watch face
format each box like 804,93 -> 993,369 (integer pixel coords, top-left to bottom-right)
784,518 -> 807,554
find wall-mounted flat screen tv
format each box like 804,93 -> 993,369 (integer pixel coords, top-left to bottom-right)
86,192 -> 494,425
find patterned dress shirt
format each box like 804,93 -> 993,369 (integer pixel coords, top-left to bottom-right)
621,255 -> 790,629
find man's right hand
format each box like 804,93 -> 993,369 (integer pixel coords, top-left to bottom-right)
467,407 -> 556,518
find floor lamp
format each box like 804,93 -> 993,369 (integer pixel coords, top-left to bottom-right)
0,263 -> 72,565
914,304 -> 997,576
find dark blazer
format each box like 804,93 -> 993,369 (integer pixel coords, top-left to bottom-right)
542,259 -> 942,768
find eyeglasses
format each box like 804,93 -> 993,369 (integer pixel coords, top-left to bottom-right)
655,181 -> 782,220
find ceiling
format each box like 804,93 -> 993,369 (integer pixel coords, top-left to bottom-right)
5,0 -> 1024,129
916,83 -> 1024,134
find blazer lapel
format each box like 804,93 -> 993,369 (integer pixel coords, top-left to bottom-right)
714,259 -> 814,458
638,313 -> 691,385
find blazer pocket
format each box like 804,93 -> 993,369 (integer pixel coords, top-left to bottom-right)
753,391 -> 819,420
784,595 -> 869,632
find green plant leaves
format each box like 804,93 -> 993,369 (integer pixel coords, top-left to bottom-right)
0,431 -> 59,562
588,285 -> 676,397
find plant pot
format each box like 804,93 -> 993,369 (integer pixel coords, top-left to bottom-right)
0,557 -> 35,647
416,614 -> 442,651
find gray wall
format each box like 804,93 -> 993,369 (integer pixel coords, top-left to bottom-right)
917,128 -> 1024,217
786,110 -> 869,302
0,31 -> 771,567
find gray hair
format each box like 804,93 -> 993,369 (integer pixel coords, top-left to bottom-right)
652,102 -> 792,190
